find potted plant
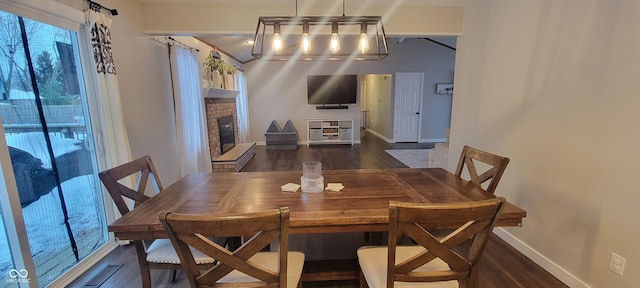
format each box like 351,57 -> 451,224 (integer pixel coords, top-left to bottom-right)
203,49 -> 225,88
222,62 -> 237,89
203,49 -> 239,89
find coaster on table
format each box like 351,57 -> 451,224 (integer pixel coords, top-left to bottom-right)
326,183 -> 344,192
281,183 -> 301,192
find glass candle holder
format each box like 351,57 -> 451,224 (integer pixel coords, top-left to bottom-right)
302,161 -> 322,180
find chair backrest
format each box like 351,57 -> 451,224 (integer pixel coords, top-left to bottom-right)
454,145 -> 510,194
387,198 -> 505,288
99,155 -> 163,215
159,207 -> 291,288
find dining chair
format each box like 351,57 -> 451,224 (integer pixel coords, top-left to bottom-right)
159,206 -> 305,288
357,198 -> 505,288
99,155 -> 216,288
455,145 -> 510,194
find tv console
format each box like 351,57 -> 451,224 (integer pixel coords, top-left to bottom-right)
307,119 -> 354,145
315,105 -> 348,110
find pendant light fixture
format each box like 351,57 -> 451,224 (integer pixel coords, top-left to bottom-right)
251,0 -> 388,61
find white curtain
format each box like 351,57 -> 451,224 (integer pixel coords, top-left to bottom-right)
84,10 -> 131,169
169,45 -> 212,176
234,71 -> 250,142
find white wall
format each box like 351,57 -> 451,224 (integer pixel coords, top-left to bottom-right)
245,57 -> 363,144
244,39 -> 455,144
452,1 -> 639,287
57,0 -> 182,184
103,0 -> 181,184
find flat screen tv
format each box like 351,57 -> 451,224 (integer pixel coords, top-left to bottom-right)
307,75 -> 357,105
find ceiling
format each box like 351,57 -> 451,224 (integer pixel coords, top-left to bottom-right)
137,0 -> 460,63
196,34 -> 257,64
139,0 -> 464,5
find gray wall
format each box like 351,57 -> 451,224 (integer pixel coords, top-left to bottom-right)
417,40 -> 455,142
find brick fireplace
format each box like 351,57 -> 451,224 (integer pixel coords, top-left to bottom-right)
204,97 -> 238,160
204,96 -> 255,172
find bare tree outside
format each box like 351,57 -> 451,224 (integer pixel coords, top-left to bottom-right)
0,12 -> 41,100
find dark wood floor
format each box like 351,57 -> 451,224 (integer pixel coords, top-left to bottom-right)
241,131 -> 434,172
69,131 -> 568,288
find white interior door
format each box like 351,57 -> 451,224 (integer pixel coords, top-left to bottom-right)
394,73 -> 424,142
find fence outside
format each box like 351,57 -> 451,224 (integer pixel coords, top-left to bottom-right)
1,102 -> 87,140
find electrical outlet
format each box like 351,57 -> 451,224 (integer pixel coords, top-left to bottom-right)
609,252 -> 626,276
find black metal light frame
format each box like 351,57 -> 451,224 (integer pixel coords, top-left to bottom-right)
251,16 -> 389,61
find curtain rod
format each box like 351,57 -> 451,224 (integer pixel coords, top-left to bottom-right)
86,0 -> 118,16
167,37 -> 199,52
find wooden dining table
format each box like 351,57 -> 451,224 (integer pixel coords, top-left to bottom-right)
108,168 -> 526,282
108,168 -> 526,240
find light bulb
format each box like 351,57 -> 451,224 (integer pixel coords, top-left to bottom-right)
359,22 -> 369,53
272,22 -> 282,54
301,22 -> 311,54
272,33 -> 283,53
330,22 -> 340,54
359,32 -> 369,53
302,33 -> 311,54
330,33 -> 340,53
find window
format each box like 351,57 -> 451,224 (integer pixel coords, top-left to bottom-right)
0,8 -> 109,287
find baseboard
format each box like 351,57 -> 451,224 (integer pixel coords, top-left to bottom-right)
365,131 -> 445,144
258,141 -> 305,146
494,228 -> 592,288
47,241 -> 119,287
419,138 -> 446,143
365,129 -> 394,143
261,141 -> 360,146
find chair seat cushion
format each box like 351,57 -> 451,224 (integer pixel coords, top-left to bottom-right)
357,245 -> 459,288
146,239 -> 215,264
218,251 -> 305,287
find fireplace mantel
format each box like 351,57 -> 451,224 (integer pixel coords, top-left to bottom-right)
203,87 -> 240,99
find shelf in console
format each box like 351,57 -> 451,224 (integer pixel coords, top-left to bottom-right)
307,119 -> 353,145
203,87 -> 240,99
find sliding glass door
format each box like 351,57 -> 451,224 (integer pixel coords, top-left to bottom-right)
0,9 -> 108,287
